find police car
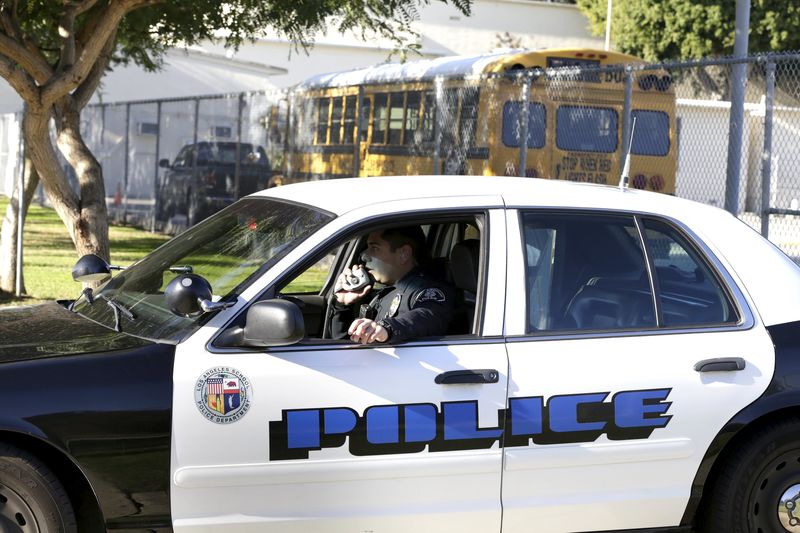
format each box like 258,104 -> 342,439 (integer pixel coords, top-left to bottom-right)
1,175 -> 800,533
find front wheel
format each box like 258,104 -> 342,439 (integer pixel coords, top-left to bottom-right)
0,443 -> 77,533
702,418 -> 800,533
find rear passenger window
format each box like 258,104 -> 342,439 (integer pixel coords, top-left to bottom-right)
642,219 -> 738,326
502,102 -> 546,149
522,213 -> 655,333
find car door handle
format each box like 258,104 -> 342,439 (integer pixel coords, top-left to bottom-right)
435,369 -> 500,385
694,357 -> 746,372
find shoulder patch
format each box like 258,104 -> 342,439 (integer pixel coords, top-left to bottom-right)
413,287 -> 447,306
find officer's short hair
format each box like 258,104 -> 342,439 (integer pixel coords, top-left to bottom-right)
378,226 -> 427,261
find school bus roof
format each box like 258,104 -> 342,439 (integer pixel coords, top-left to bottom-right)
483,49 -> 644,73
298,48 -> 644,90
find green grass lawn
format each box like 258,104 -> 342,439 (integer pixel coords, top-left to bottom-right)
0,196 -> 169,307
0,197 -> 330,307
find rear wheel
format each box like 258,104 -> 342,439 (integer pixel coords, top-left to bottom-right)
0,443 -> 77,533
703,418 -> 800,533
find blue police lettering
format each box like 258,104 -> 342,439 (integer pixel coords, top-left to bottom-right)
268,388 -> 672,460
442,401 -> 503,441
613,389 -> 672,428
549,392 -> 609,433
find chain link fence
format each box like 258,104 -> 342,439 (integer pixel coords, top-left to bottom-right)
2,51 -> 799,260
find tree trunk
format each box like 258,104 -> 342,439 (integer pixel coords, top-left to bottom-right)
0,155 -> 39,294
24,104 -> 110,262
54,98 -> 110,261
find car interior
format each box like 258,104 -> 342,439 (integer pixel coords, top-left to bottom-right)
213,214 -> 486,348
282,215 -> 485,342
525,213 -> 737,334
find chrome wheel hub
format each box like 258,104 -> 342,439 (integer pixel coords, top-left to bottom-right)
779,483 -> 800,531
0,483 -> 40,532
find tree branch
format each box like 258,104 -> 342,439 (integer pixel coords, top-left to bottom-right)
0,53 -> 39,101
69,0 -> 101,16
1,3 -> 50,66
73,28 -> 116,109
57,7 -> 77,74
41,0 -> 159,105
0,15 -> 52,83
0,2 -> 21,40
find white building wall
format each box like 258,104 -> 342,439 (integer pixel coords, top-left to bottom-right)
414,0 -> 602,55
676,98 -> 800,217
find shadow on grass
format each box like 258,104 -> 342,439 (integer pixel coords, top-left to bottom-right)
0,291 -> 50,308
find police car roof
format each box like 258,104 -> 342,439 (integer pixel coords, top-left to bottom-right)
257,175 -> 706,219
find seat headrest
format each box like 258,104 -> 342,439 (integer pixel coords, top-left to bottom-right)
449,239 -> 480,293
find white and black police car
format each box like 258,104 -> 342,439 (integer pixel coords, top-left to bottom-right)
2,175 -> 800,533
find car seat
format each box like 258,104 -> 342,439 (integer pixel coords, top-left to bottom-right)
448,239 -> 481,334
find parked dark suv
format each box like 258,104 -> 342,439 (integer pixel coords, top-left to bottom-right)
156,141 -> 272,228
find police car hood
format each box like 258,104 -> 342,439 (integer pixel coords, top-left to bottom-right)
0,302 -> 153,362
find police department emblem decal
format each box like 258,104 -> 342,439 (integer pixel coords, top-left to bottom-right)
194,367 -> 252,424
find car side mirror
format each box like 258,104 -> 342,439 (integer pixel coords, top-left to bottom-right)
159,158 -> 171,168
242,299 -> 305,347
72,254 -> 124,283
165,274 -> 236,317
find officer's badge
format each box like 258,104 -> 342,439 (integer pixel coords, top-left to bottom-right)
388,293 -> 402,317
414,288 -> 446,305
194,367 -> 252,424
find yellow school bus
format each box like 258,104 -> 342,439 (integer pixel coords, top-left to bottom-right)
272,48 -> 676,193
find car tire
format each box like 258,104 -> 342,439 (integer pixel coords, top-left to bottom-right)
0,443 -> 77,533
702,418 -> 800,533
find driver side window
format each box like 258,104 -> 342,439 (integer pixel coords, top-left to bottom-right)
274,215 -> 486,343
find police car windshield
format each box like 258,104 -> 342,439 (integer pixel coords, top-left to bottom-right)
73,198 -> 333,342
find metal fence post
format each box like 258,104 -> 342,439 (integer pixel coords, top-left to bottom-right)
518,74 -> 531,177
760,60 -> 776,238
620,66 -> 633,169
354,85 -> 364,177
15,107 -> 25,296
234,93 -> 244,200
285,90 -> 294,181
433,77 -> 443,175
191,98 -> 200,216
123,102 -> 130,224
725,0 -> 751,215
152,101 -> 162,232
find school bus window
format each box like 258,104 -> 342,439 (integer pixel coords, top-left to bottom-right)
404,92 -> 422,145
330,97 -> 343,144
631,110 -> 670,157
373,93 -> 388,144
359,98 -> 371,142
502,102 -> 546,149
343,95 -> 357,145
316,97 -> 330,145
459,87 -> 480,146
556,105 -> 618,153
388,92 -> 405,144
421,91 -> 435,143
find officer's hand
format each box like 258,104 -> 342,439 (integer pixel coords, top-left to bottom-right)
348,318 -> 389,344
334,266 -> 372,305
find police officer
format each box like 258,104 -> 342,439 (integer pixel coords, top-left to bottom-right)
330,226 -> 455,344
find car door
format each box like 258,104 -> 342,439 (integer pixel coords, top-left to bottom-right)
170,198 -> 508,532
500,208 -> 775,533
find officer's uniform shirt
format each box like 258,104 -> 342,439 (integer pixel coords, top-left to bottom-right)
330,267 -> 455,342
